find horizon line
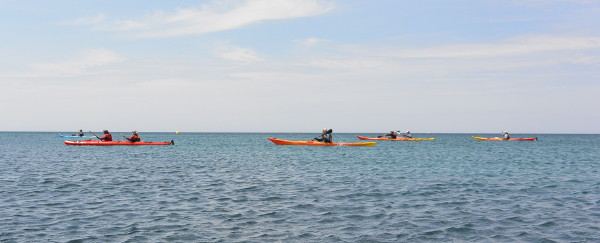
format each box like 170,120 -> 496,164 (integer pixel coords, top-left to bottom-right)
1,130 -> 598,135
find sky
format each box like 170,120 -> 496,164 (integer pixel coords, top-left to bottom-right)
1,0 -> 599,133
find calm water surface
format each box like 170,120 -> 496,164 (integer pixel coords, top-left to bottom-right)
1,132 -> 599,242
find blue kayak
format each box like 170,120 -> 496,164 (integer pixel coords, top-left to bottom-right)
58,134 -> 94,138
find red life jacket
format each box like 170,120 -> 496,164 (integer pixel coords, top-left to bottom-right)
99,134 -> 113,141
128,134 -> 140,142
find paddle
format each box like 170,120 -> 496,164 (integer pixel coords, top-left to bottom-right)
89,130 -> 99,138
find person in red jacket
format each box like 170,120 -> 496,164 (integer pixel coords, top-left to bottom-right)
96,130 -> 113,141
124,131 -> 140,142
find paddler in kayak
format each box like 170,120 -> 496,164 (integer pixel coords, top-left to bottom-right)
72,129 -> 85,137
384,130 -> 399,139
502,131 -> 510,140
403,130 -> 412,138
124,131 -> 141,142
314,128 -> 333,143
95,130 -> 113,141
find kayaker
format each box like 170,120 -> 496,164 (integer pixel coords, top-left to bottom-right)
323,129 -> 333,143
385,130 -> 398,139
314,128 -> 327,142
124,131 -> 141,142
502,131 -> 510,140
96,130 -> 113,141
314,128 -> 333,143
72,129 -> 84,137
404,130 -> 412,138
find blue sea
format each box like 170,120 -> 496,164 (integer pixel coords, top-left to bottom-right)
1,132 -> 599,242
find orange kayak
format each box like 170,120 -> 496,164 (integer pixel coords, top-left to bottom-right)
472,136 -> 537,141
267,138 -> 375,147
356,136 -> 435,141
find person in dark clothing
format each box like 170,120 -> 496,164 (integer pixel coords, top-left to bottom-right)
72,129 -> 84,137
323,129 -> 333,143
502,131 -> 510,140
314,128 -> 333,143
96,130 -> 113,141
385,130 -> 398,139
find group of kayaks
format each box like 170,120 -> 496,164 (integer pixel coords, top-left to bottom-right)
266,135 -> 537,146
60,133 -> 537,147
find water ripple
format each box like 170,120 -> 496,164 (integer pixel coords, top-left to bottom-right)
1,133 -> 600,242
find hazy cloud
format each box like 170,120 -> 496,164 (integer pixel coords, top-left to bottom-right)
341,36 -> 600,59
66,14 -> 107,25
88,0 -> 334,38
3,49 -> 124,78
294,37 -> 330,47
215,44 -> 264,63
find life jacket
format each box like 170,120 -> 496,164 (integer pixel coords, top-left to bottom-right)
129,134 -> 140,142
99,134 -> 113,141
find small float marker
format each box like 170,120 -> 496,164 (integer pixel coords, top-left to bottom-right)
175,131 -> 180,134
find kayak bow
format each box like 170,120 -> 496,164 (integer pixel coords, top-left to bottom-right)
356,136 -> 435,141
472,136 -> 537,141
64,140 -> 174,146
267,138 -> 375,147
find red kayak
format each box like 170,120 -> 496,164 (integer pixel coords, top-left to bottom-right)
267,138 -> 375,146
472,136 -> 537,141
64,140 -> 174,146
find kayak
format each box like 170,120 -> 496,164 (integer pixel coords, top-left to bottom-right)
472,136 -> 537,141
267,138 -> 375,147
356,136 -> 435,141
64,140 -> 174,146
59,134 -> 94,138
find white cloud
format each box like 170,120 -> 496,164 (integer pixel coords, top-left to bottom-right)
290,35 -> 600,87
215,44 -> 264,63
341,36 -> 600,59
4,49 -> 124,78
67,13 -> 106,25
111,20 -> 148,30
566,55 -> 600,64
90,0 -> 334,38
294,37 -> 330,47
3,34 -> 598,133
